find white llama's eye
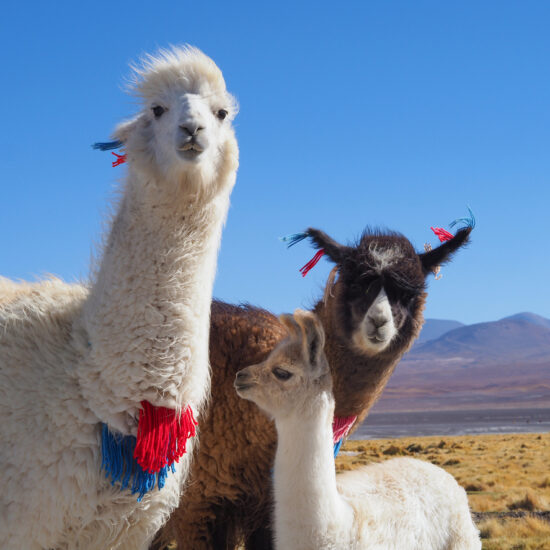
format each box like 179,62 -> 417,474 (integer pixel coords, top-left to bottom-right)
152,105 -> 165,118
272,367 -> 292,381
217,109 -> 228,120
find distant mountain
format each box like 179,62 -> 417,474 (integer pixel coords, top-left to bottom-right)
416,319 -> 465,344
372,312 -> 550,412
412,316 -> 550,364
502,312 -> 550,330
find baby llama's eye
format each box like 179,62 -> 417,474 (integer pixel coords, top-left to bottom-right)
152,105 -> 165,118
272,367 -> 293,381
217,109 -> 228,120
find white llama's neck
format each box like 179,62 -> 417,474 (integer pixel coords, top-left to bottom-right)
273,392 -> 354,549
78,166 -> 234,432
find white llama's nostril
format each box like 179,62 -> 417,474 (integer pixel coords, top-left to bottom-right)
180,124 -> 204,136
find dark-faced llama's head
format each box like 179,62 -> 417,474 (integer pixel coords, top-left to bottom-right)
306,224 -> 472,357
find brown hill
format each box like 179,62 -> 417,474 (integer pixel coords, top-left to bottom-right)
373,314 -> 550,412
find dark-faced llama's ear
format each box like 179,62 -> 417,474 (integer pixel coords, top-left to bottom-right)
306,228 -> 353,265
418,226 -> 472,277
293,309 -> 326,369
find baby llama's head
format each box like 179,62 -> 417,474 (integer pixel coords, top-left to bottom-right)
113,46 -> 239,201
235,310 -> 331,418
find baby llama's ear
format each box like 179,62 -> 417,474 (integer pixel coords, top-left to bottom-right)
112,114 -> 144,144
418,226 -> 472,277
293,309 -> 326,370
279,313 -> 301,338
306,228 -> 353,265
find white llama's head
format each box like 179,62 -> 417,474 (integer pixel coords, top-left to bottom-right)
113,46 -> 239,200
235,310 -> 331,418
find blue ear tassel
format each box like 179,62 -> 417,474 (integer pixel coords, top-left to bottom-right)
92,140 -> 124,151
449,206 -> 476,230
100,423 -> 176,502
279,232 -> 309,248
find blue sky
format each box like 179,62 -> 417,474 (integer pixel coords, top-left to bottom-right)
1,1 -> 548,324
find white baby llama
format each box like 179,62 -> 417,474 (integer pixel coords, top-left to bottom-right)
0,46 -> 238,550
235,310 -> 481,550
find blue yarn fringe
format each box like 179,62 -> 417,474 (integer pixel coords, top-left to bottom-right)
279,232 -> 309,248
333,439 -> 344,458
101,423 -> 176,502
449,206 -> 476,230
92,140 -> 124,151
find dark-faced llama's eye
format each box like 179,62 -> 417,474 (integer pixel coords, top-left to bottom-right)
272,367 -> 293,381
152,105 -> 165,118
217,109 -> 228,120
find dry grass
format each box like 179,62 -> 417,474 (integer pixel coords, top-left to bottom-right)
478,517 -> 550,550
337,432 -> 550,549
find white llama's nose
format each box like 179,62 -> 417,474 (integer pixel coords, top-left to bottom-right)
178,94 -> 208,137
179,123 -> 204,137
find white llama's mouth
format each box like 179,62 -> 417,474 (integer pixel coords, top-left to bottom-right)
177,142 -> 205,159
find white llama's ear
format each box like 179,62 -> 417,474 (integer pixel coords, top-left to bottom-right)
293,310 -> 326,369
113,115 -> 144,144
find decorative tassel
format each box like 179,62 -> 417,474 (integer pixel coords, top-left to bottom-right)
332,415 -> 357,445
279,232 -> 309,248
332,415 -> 357,458
101,424 -> 172,501
111,152 -> 127,167
134,402 -> 197,474
431,207 -> 476,243
92,140 -> 124,151
299,249 -> 325,277
430,226 -> 454,243
101,401 -> 197,501
449,206 -> 476,230
92,140 -> 126,167
333,439 -> 344,458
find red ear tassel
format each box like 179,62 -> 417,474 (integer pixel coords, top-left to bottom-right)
299,249 -> 325,277
134,401 -> 198,474
430,226 -> 454,242
111,152 -> 127,167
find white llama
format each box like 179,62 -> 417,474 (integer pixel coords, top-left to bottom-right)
235,310 -> 481,550
0,46 -> 238,550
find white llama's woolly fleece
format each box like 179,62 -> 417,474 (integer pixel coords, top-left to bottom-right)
0,45 -> 238,549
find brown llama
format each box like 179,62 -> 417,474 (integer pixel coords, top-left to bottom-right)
154,221 -> 473,550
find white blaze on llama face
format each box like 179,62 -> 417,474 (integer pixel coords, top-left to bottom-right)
352,288 -> 397,354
